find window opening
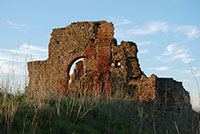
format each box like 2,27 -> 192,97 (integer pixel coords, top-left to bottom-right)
115,61 -> 121,68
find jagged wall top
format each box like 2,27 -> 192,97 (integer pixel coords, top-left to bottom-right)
48,21 -> 114,58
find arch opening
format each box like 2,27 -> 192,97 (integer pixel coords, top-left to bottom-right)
68,57 -> 84,84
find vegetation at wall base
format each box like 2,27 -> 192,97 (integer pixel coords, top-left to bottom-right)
0,93 -> 199,134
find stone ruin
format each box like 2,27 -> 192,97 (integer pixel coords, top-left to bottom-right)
27,21 -> 191,111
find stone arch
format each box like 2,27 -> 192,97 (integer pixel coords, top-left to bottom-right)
59,47 -> 97,94
66,56 -> 85,79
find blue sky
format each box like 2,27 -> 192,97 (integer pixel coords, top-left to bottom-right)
0,0 -> 200,109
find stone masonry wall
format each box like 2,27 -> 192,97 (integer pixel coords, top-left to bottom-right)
27,21 -> 191,110
156,78 -> 191,111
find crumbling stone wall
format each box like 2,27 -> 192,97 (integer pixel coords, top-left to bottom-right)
27,21 -> 191,110
156,78 -> 191,111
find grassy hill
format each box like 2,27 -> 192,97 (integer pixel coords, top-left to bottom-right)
0,93 -> 199,134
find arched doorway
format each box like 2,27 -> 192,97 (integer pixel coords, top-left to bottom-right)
68,57 -> 84,84
65,56 -> 86,90
59,47 -> 97,95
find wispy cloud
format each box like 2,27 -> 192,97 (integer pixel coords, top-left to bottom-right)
155,56 -> 162,61
114,21 -> 168,40
195,71 -> 200,77
129,21 -> 168,35
0,43 -> 48,62
7,20 -> 26,30
0,53 -> 24,62
173,69 -> 190,75
106,17 -> 131,26
0,43 -> 48,75
0,63 -> 23,75
147,67 -> 169,71
113,20 -> 200,42
176,25 -> 200,39
137,41 -> 152,46
21,44 -> 48,53
182,79 -> 191,83
139,49 -> 149,54
157,44 -> 194,63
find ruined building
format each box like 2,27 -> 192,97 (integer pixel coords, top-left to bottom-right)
27,21 -> 191,110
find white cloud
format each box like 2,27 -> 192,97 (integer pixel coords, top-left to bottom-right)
163,44 -> 176,56
0,43 -> 48,63
182,79 -> 191,82
114,21 -> 199,42
176,25 -> 200,39
0,60 -> 23,76
147,67 -> 169,71
106,17 -> 131,26
181,58 -> 193,64
172,69 -> 191,75
0,43 -> 48,75
191,67 -> 199,70
7,20 -> 26,30
137,41 -> 152,46
158,44 -> 194,64
0,54 -> 15,62
1,64 -> 21,75
21,44 -> 48,53
195,71 -> 200,77
129,21 -> 168,35
113,21 -> 168,40
155,56 -> 162,61
139,49 -> 149,54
